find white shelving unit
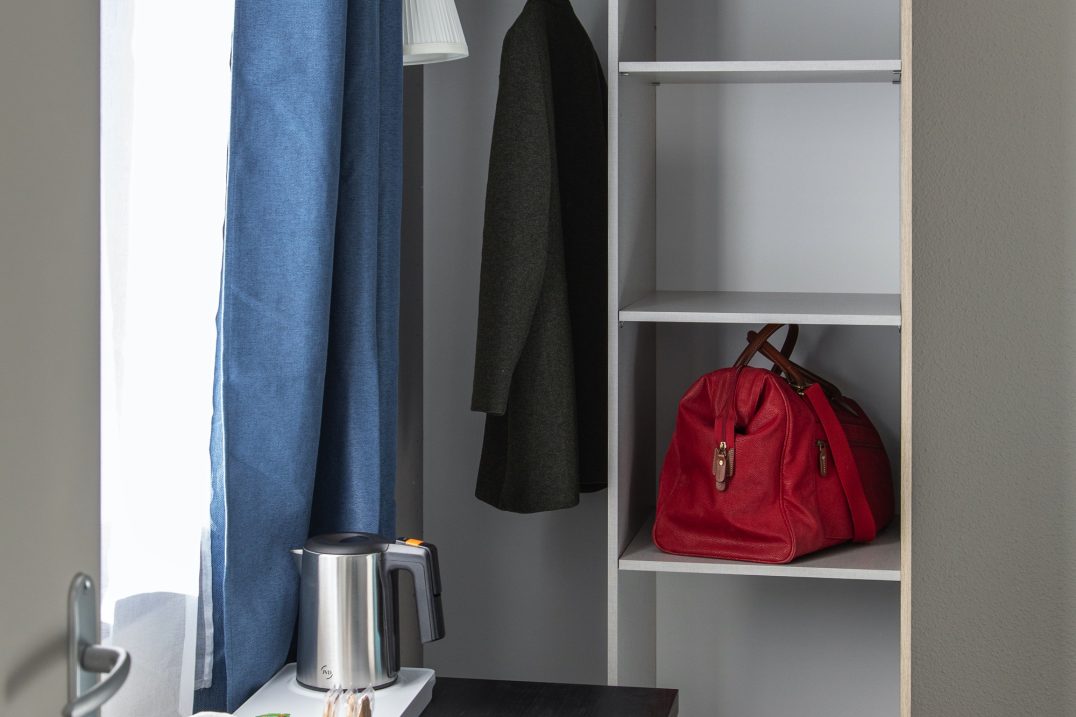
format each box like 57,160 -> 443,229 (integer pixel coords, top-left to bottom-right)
607,2 -> 910,715
619,290 -> 901,325
619,60 -> 902,84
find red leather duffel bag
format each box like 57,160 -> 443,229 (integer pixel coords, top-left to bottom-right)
653,324 -> 895,563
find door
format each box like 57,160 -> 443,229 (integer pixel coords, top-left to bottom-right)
0,1 -> 105,714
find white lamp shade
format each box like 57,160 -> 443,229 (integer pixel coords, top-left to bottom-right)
403,0 -> 469,65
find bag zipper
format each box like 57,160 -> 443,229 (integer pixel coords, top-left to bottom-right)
818,438 -> 884,474
713,369 -> 741,492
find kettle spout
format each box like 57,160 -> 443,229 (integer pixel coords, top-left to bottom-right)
290,548 -> 302,573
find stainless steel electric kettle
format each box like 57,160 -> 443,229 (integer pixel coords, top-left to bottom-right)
290,533 -> 445,691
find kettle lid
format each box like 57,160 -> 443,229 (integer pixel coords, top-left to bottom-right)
304,532 -> 393,555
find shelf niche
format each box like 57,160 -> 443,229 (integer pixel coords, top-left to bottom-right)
621,516 -> 901,582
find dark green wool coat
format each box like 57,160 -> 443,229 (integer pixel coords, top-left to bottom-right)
471,0 -> 607,513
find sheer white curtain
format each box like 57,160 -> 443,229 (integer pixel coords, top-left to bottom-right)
101,2 -> 233,714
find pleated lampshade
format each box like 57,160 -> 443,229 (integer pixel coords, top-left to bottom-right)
402,0 -> 469,65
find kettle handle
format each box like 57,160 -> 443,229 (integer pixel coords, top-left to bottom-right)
385,540 -> 446,644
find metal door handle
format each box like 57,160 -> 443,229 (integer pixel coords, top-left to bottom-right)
64,574 -> 131,717
62,645 -> 130,717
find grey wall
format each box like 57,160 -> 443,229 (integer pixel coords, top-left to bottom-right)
421,0 -> 610,683
0,1 -> 101,713
910,1 -> 1076,714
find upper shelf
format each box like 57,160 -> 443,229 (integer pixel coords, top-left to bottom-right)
618,60 -> 902,84
620,516 -> 901,582
618,291 -> 901,326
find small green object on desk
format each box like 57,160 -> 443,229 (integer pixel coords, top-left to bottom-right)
255,713 -> 290,717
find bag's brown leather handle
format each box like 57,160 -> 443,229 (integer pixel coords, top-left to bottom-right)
749,336 -> 808,389
751,332 -> 843,395
752,338 -> 844,398
733,324 -> 798,375
773,324 -> 798,375
736,324 -> 844,399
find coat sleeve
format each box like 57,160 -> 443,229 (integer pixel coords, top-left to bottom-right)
471,28 -> 554,416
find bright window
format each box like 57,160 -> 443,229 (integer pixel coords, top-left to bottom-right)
100,2 -> 233,714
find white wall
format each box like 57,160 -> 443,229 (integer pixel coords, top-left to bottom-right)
910,1 -> 1076,714
421,0 -> 610,683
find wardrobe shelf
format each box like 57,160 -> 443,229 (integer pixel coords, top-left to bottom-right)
618,60 -> 901,84
620,516 -> 901,582
618,290 -> 901,326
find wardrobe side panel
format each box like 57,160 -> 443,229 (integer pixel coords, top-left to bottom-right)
911,1 -> 1076,714
606,0 -> 621,687
898,1 -> 911,713
610,0 -> 659,687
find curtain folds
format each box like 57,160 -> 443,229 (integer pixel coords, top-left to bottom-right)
197,1 -> 403,710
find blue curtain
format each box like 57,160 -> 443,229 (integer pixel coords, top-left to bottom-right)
197,1 -> 402,710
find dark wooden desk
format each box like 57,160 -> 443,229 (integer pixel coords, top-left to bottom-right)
422,677 -> 678,717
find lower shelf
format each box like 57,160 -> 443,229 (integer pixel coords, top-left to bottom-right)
620,516 -> 901,582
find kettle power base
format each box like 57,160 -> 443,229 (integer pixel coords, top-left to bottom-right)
234,664 -> 435,717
